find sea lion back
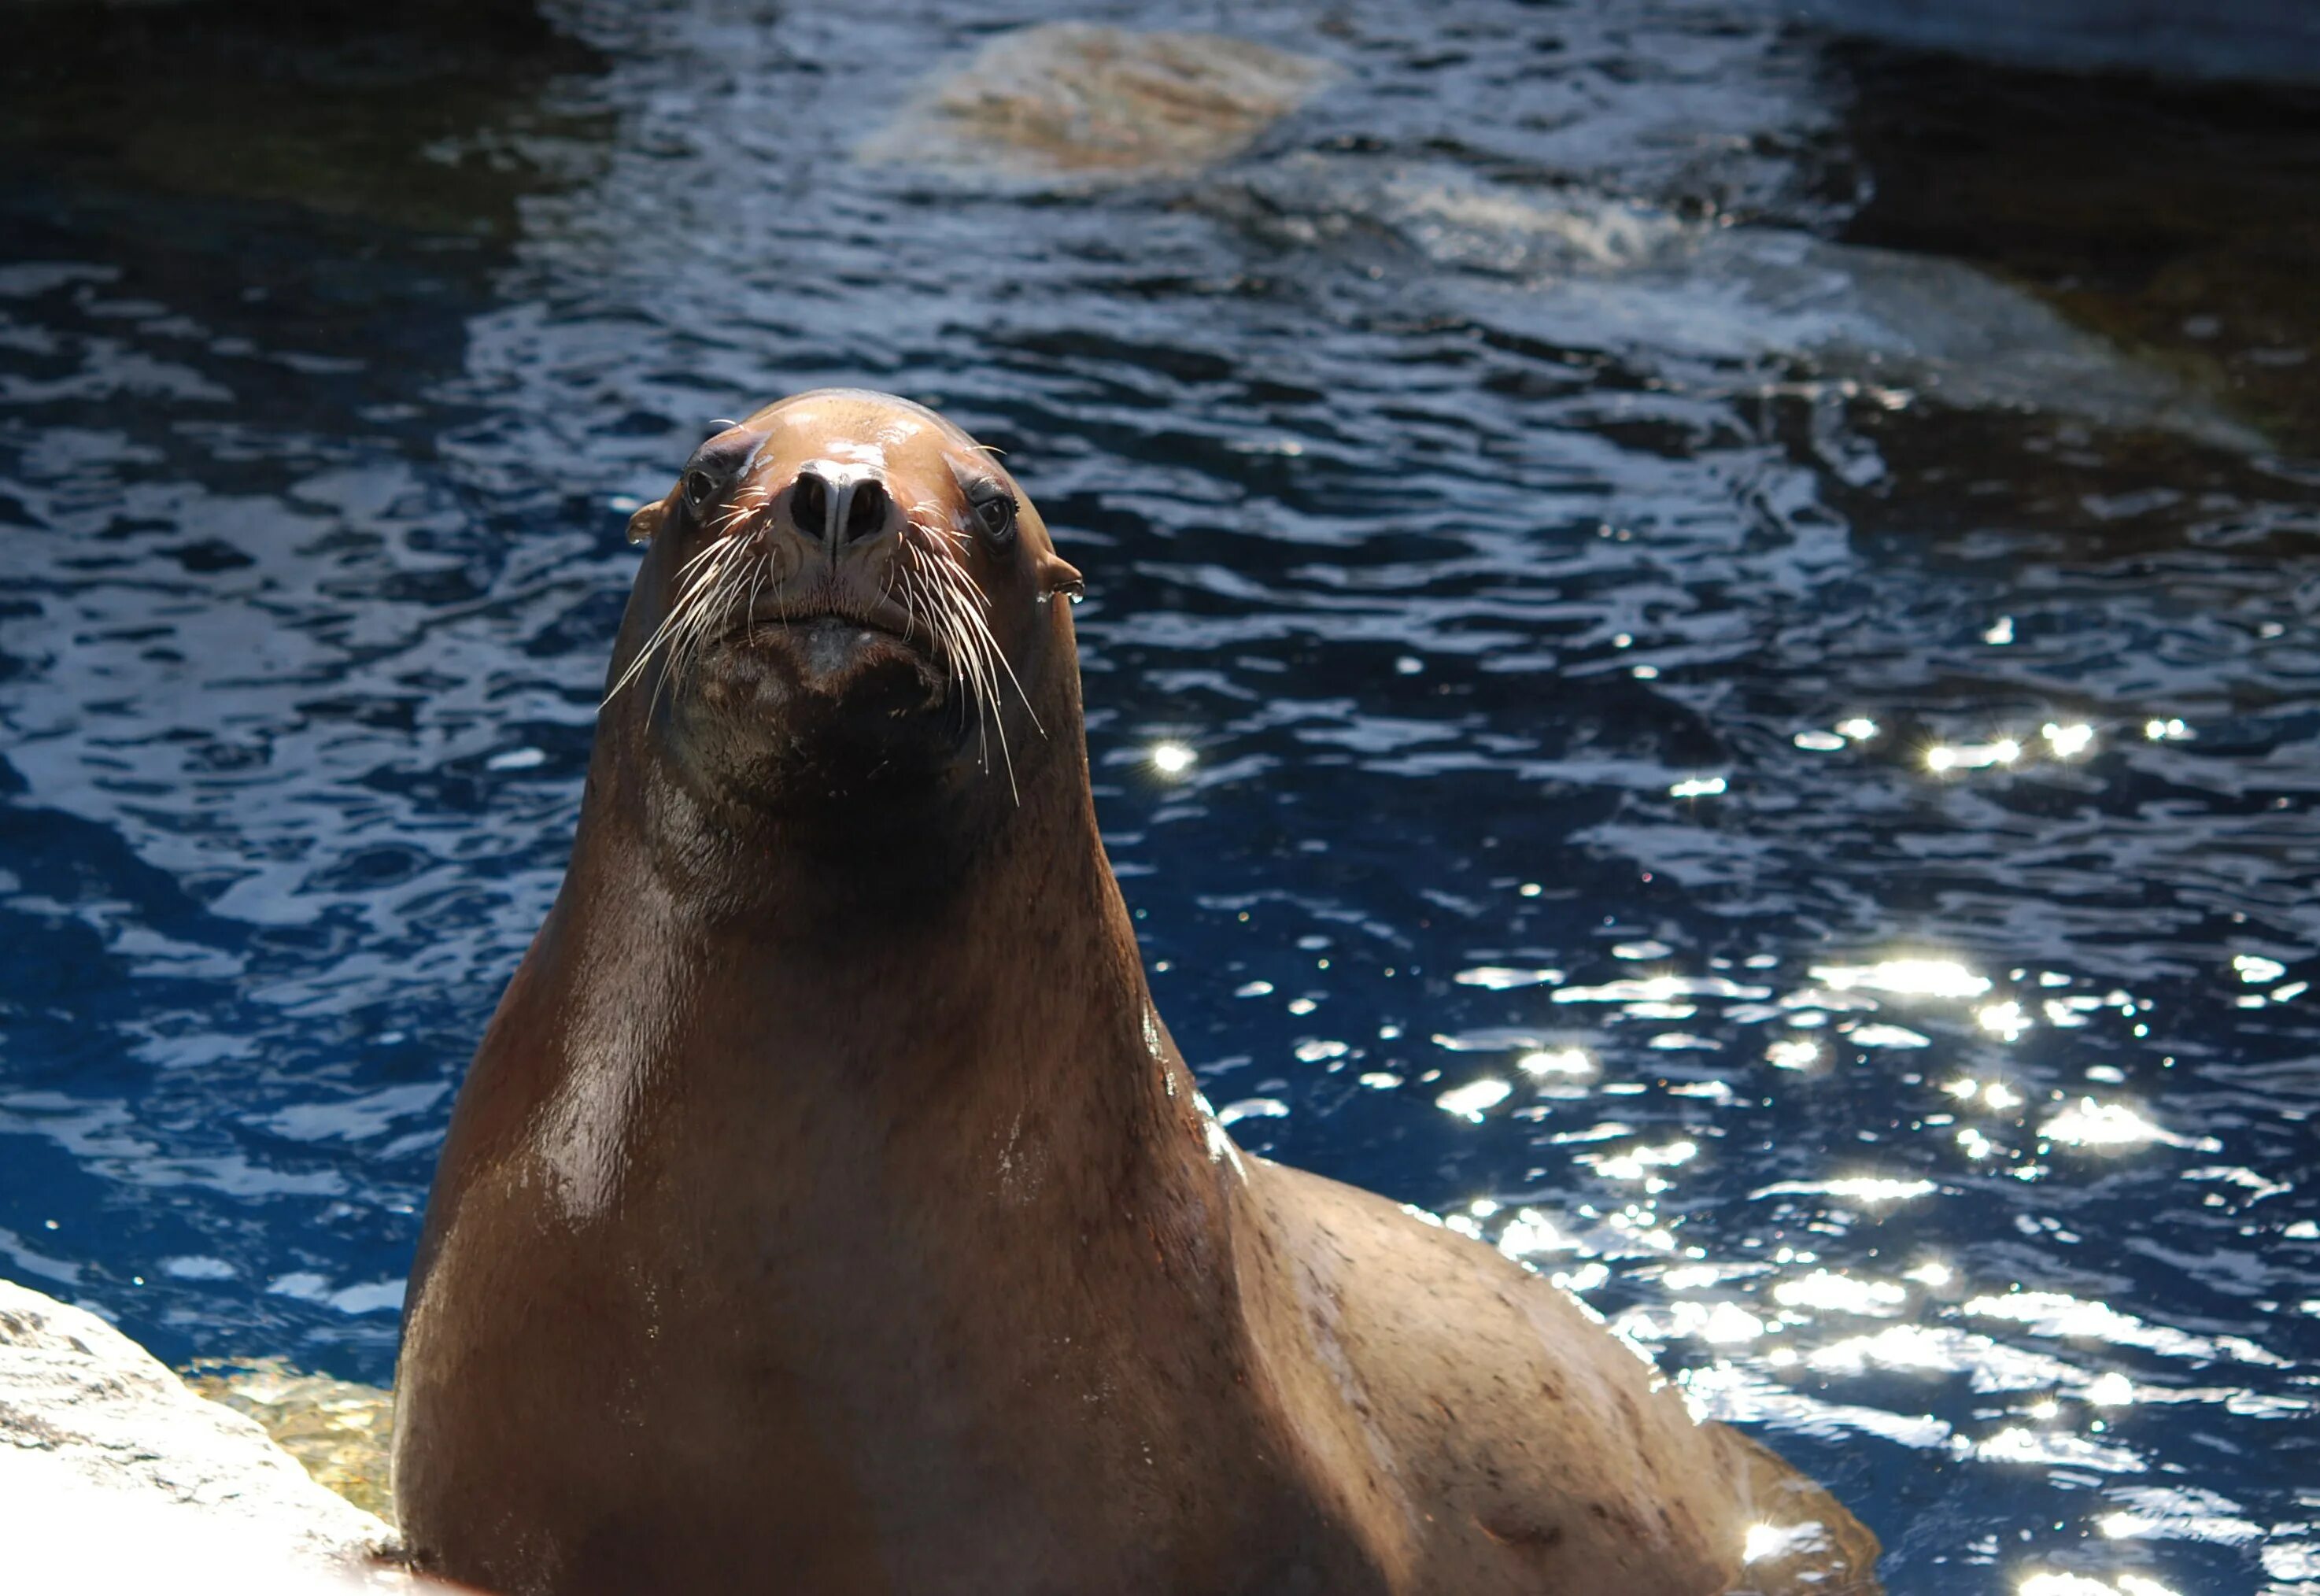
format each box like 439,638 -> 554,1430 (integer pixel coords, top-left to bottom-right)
1241,1160 -> 1849,1595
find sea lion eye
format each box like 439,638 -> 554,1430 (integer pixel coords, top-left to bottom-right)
971,486 -> 1018,547
678,430 -> 763,521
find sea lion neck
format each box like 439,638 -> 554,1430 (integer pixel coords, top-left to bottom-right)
506,721 -> 1222,1254
580,660 -> 1088,937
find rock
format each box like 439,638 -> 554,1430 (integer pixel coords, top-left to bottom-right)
0,1276 -> 407,1591
186,1358 -> 397,1524
1212,153 -> 2265,449
858,22 -> 1339,185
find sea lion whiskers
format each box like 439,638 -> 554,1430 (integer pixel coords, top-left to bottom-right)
906,558 -> 988,762
902,514 -> 1044,801
902,518 -> 1003,788
924,519 -> 1041,738
655,548 -> 752,715
929,546 -> 1037,745
898,554 -> 991,778
744,542 -> 773,642
602,547 -> 722,707
603,526 -> 762,708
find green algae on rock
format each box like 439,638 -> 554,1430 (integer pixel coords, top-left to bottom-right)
186,1358 -> 398,1524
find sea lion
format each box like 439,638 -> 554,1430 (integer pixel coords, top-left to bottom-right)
390,390 -> 1877,1596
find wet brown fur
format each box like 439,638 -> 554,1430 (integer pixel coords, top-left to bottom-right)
391,391 -> 1878,1596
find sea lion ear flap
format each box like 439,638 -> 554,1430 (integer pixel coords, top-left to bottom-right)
626,496 -> 669,547
1038,552 -> 1085,601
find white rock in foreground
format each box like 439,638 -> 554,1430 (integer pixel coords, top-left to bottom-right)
0,1276 -> 409,1592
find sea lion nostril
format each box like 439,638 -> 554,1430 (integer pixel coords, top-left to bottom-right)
791,471 -> 829,539
844,479 -> 889,543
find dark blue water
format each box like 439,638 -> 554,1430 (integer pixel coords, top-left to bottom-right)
2,2 -> 2317,1591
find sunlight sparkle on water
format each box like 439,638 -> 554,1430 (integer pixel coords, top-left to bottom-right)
1517,1047 -> 1593,1078
1454,965 -> 1565,990
2019,1573 -> 2180,1596
1849,1022 -> 1931,1049
1672,1300 -> 1764,1343
1435,1078 -> 1512,1120
1812,958 -> 1992,999
2042,1099 -> 2159,1147
1771,1270 -> 1908,1316
2041,721 -> 2095,757
1945,1078 -> 2023,1110
1149,741 -> 1195,774
1926,738 -> 2019,771
1836,717 -> 1880,741
1496,1209 -> 1577,1259
2039,1098 -> 2213,1151
1586,1139 -> 1698,1181
1978,1000 -> 2031,1041
2235,954 -> 2288,985
1753,1175 -> 1940,1204
1744,1512 -> 1837,1568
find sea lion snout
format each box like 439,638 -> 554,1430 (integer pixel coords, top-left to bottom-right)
778,462 -> 908,567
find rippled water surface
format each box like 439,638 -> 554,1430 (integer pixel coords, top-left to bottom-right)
2,2 -> 2317,1591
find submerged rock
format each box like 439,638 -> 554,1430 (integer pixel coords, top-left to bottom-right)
859,22 -> 1338,184
1214,153 -> 2265,450
0,1277 -> 405,1590
862,27 -> 2258,449
187,1358 -> 397,1524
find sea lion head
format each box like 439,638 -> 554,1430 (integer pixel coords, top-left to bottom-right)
608,390 -> 1084,818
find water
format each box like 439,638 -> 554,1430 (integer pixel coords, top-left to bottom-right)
2,2 -> 2316,1591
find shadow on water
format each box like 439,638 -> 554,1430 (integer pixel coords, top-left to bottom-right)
0,0 -> 609,1374
1831,45 -> 2320,454
0,4 -> 2316,1593
0,0 -> 597,235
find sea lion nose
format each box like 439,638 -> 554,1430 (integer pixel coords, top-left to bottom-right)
841,478 -> 889,544
790,471 -> 830,541
788,471 -> 892,547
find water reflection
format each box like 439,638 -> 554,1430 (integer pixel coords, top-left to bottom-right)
1329,938 -> 2312,1591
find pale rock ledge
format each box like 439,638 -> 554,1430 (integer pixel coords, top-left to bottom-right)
0,1276 -> 415,1593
